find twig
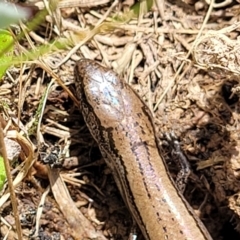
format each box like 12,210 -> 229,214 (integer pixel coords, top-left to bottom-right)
0,122 -> 23,239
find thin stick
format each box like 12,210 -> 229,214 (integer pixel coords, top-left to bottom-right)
0,122 -> 23,239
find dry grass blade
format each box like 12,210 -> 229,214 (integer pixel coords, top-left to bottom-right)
0,122 -> 22,240
33,186 -> 50,237
193,22 -> 240,75
36,0 -> 111,9
0,130 -> 34,207
47,167 -> 107,240
204,0 -> 232,8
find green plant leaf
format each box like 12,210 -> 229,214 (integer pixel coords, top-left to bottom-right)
130,0 -> 153,16
0,156 -> 6,190
0,29 -> 14,79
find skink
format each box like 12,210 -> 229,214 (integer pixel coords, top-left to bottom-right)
74,59 -> 213,240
